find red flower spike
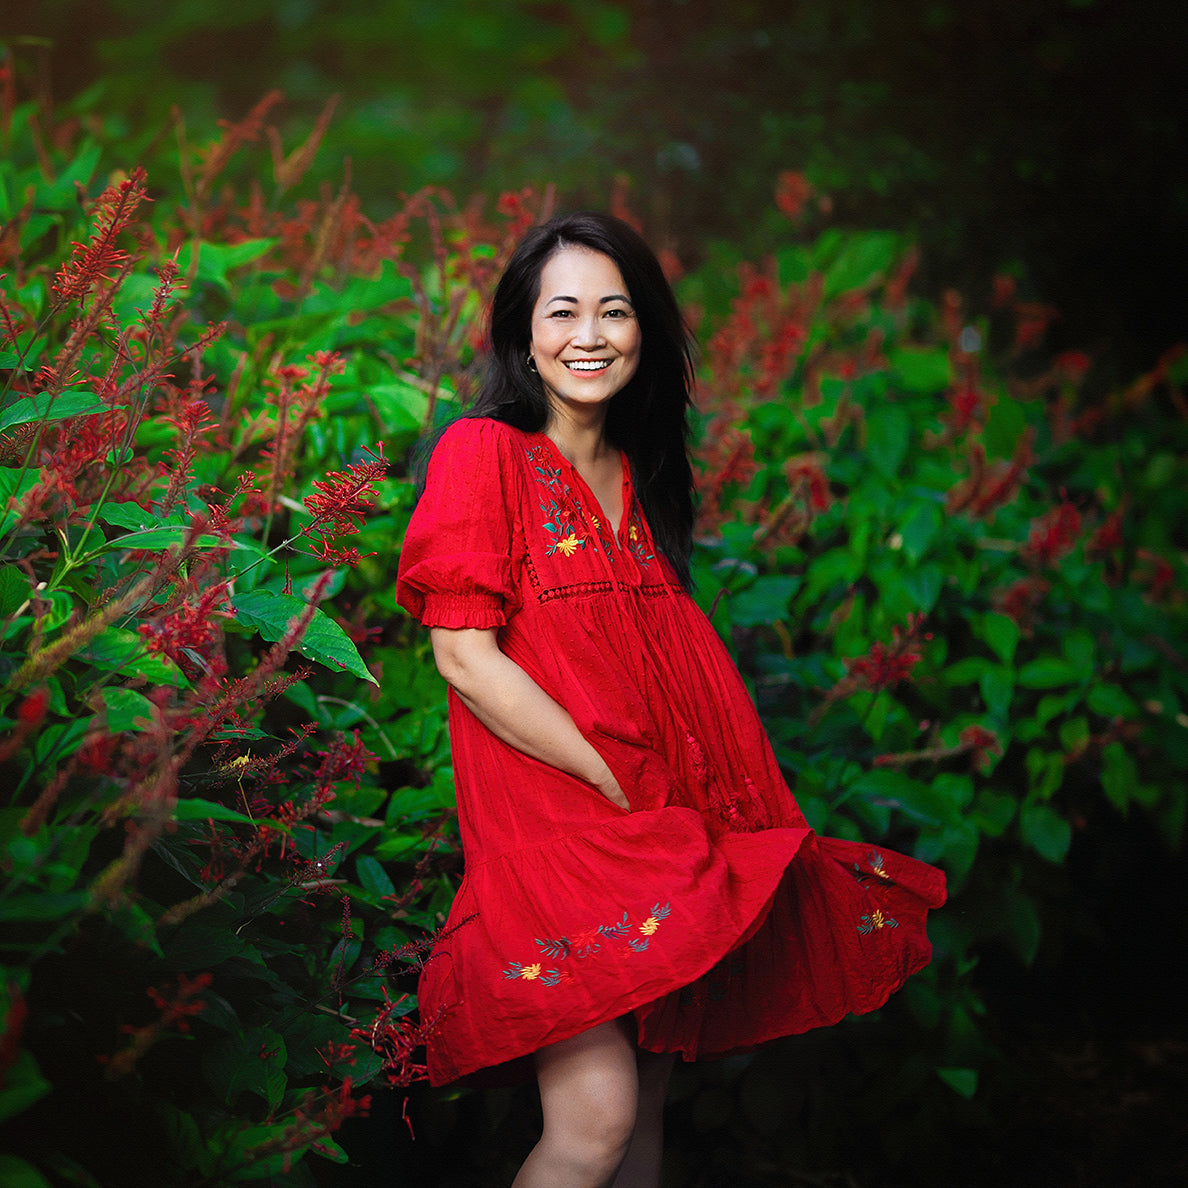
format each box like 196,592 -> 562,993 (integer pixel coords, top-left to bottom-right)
53,168 -> 150,307
1023,499 -> 1082,567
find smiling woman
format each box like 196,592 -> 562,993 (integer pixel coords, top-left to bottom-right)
396,212 -> 945,1187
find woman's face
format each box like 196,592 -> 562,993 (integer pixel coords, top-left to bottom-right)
529,246 -> 641,422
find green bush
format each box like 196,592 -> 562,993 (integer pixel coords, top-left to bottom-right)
1,95 -> 1184,1187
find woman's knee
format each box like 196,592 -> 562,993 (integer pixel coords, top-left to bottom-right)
535,1022 -> 640,1164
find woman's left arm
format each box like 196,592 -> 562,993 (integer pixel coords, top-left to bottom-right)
429,625 -> 629,811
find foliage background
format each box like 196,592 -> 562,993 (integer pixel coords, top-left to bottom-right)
1,2 -> 1186,1187
7,0 -> 1188,372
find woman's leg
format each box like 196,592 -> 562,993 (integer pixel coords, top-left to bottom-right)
612,1049 -> 674,1188
512,1018 -> 640,1188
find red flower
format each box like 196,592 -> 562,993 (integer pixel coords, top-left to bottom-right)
991,275 -> 1017,308
300,444 -> 389,566
138,582 -> 231,668
959,724 -> 1003,772
53,167 -> 149,306
995,576 -> 1050,629
784,454 -> 831,512
1086,508 -> 1124,557
1023,499 -> 1082,566
16,688 -> 48,727
846,615 -> 933,692
313,730 -> 375,791
1053,350 -> 1092,383
775,170 -> 813,220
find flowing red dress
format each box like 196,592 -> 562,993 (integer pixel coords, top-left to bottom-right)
396,418 -> 946,1086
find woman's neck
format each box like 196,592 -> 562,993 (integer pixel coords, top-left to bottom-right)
543,406 -> 613,469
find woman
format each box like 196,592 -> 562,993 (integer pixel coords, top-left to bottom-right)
396,212 -> 946,1187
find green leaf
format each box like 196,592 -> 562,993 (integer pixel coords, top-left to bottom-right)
156,1102 -> 210,1176
0,392 -> 127,432
94,526 -> 228,552
161,923 -> 254,971
1101,742 -> 1138,813
730,575 -> 801,628
1061,629 -> 1096,678
1020,803 -> 1072,863
0,469 -> 41,535
901,563 -> 943,613
173,798 -> 260,826
368,381 -> 431,432
971,788 -> 1016,837
1086,682 -> 1137,718
976,612 -> 1019,666
230,589 -> 377,684
936,1066 -> 979,1099
887,346 -> 952,395
355,855 -> 395,898
864,404 -> 910,479
0,1050 -> 51,1126
201,1028 -> 287,1109
0,892 -> 88,924
0,1153 -> 53,1188
979,665 -> 1014,721
97,503 -> 183,531
176,238 -> 277,290
1017,658 -> 1080,689
817,229 -> 902,297
898,501 -> 942,564
1026,747 -> 1065,800
982,394 -> 1028,459
99,688 -> 156,732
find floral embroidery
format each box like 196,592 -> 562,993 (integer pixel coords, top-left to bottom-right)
626,507 -> 653,567
501,902 -> 672,986
857,908 -> 898,935
527,444 -> 602,560
851,850 -> 895,885
525,441 -> 636,563
550,530 -> 585,557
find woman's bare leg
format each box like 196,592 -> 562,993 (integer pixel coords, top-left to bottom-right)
611,1049 -> 674,1188
512,1018 -> 640,1188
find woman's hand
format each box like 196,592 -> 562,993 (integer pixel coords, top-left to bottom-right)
588,763 -> 629,811
429,626 -> 630,811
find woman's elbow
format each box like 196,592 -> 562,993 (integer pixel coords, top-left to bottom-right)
428,628 -> 496,693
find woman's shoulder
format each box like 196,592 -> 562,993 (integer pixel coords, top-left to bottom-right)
433,415 -> 531,460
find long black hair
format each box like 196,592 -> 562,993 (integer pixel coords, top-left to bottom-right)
468,211 -> 696,589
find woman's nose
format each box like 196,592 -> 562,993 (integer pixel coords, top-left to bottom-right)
569,315 -> 605,347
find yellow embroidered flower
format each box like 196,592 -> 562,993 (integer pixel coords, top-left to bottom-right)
868,909 -> 888,930
639,916 -> 660,936
553,533 -> 584,556
520,963 -> 542,980
629,523 -> 640,543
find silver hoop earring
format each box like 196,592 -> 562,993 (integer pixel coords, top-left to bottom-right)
526,353 -> 538,373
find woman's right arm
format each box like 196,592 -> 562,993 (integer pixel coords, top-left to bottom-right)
429,625 -> 629,810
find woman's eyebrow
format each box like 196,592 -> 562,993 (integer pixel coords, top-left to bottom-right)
544,293 -> 634,306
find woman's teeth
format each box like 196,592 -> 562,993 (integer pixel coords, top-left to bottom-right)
565,360 -> 610,371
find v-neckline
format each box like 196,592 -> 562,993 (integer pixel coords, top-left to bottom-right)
535,432 -> 630,540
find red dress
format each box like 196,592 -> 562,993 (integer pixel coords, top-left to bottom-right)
396,418 -> 946,1086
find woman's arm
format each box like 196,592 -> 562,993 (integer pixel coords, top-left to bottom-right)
429,626 -> 629,810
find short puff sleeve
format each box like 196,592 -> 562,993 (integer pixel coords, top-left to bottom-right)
396,419 -> 520,629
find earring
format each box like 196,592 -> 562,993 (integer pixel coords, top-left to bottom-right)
526,353 -> 538,372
